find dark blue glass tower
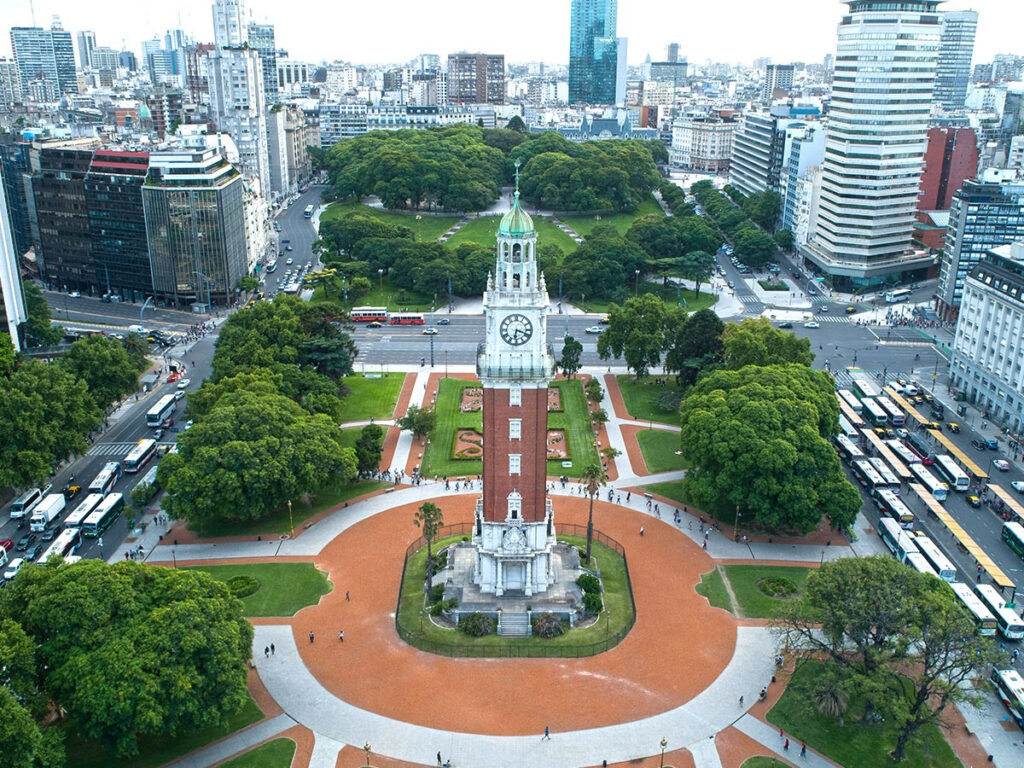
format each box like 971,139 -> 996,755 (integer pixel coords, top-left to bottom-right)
568,0 -> 618,104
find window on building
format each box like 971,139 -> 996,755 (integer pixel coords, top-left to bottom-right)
509,386 -> 522,406
509,454 -> 521,475
509,419 -> 522,440
507,492 -> 521,519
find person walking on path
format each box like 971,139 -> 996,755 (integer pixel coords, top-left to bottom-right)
346,590 -> 350,601
437,751 -> 442,766
309,631 -> 314,644
270,643 -> 275,655
264,646 -> 269,657
784,738 -> 790,751
639,526 -> 645,537
800,742 -> 807,757
543,726 -> 551,740
338,630 -> 344,642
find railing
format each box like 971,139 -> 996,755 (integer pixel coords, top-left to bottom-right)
475,342 -> 556,380
395,523 -> 636,658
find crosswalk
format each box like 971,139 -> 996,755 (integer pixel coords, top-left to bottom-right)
89,442 -> 136,457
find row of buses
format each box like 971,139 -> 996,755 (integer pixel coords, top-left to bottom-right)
349,307 -> 426,325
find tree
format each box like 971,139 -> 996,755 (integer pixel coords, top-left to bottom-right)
597,294 -> 680,379
347,275 -> 373,303
774,228 -> 794,251
57,334 -> 144,411
414,501 -> 444,581
722,317 -> 814,369
505,115 -> 528,133
678,364 -> 861,532
558,336 -> 583,379
600,445 -> 621,465
21,283 -> 63,347
354,423 -> 385,475
732,226 -> 776,268
236,275 -> 259,293
677,250 -> 714,297
584,376 -> 604,404
580,464 -> 606,562
0,560 -> 253,758
396,405 -> 436,442
0,688 -> 63,768
302,267 -> 339,298
741,190 -> 782,231
299,336 -> 358,379
664,308 -> 724,386
158,388 -> 357,532
778,557 -> 997,762
0,333 -> 16,377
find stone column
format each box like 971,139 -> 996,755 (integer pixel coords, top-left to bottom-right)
525,557 -> 534,597
496,559 -> 504,596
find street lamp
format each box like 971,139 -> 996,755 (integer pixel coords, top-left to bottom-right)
415,214 -> 422,242
660,737 -> 668,768
377,268 -> 384,297
635,269 -> 641,296
287,499 -> 294,535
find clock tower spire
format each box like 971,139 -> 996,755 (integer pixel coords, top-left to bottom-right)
472,167 -> 556,596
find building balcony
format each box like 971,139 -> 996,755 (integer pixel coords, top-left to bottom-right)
476,343 -> 556,380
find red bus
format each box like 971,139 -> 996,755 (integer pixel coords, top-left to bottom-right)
350,306 -> 388,322
389,313 -> 425,325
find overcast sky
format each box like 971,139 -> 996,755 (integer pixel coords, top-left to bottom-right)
1,0 -> 1019,67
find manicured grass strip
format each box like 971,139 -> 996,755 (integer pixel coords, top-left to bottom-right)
720,565 -> 812,619
578,282 -> 717,315
563,195 -> 664,237
635,429 -> 684,473
740,758 -> 787,768
337,374 -> 405,422
64,695 -> 263,768
218,738 -> 296,768
442,214 -> 579,255
767,661 -> 962,768
320,200 -> 458,242
195,478 -> 388,537
641,480 -> 686,505
396,533 -> 634,652
616,375 -> 682,424
309,275 -> 437,312
695,567 -> 733,612
186,563 -> 332,617
422,378 -> 599,479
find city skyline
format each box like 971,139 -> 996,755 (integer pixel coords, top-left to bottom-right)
0,0 -> 1019,67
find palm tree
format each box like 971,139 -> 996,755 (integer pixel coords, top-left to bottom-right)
581,463 -> 606,563
413,501 -> 444,582
813,682 -> 849,726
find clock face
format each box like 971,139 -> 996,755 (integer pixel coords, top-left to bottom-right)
500,314 -> 533,346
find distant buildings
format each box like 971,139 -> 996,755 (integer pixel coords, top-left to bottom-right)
761,64 -> 794,102
447,53 -> 505,105
317,104 -> 476,147
10,18 -> 78,100
934,10 -> 978,113
670,117 -> 737,173
801,0 -> 941,289
76,31 -> 96,70
248,22 -> 279,105
913,126 -> 977,250
568,0 -> 623,105
949,242 -> 1024,432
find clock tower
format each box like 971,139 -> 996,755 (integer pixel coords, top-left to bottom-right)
472,171 -> 556,596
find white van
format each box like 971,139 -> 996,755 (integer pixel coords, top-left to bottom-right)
4,558 -> 25,580
9,488 -> 43,520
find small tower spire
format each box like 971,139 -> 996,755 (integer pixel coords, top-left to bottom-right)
513,160 -> 521,198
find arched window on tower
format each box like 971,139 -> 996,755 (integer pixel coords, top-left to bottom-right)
507,491 -> 522,520
512,243 -> 522,262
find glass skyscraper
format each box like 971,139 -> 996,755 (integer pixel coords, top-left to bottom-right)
568,0 -> 618,105
934,9 -> 977,113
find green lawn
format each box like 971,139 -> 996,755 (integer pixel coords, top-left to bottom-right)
577,281 -> 718,315
422,378 -> 599,479
219,739 -> 296,768
194,478 -> 387,537
721,565 -> 813,619
397,534 -> 633,653
186,562 -> 332,617
320,200 -> 458,242
309,275 -> 437,312
64,695 -> 264,768
442,214 -> 579,255
635,429 -> 684,473
641,480 -> 686,506
695,567 -> 733,611
562,196 -> 664,237
616,375 -> 682,424
338,374 -> 405,422
767,661 -> 962,768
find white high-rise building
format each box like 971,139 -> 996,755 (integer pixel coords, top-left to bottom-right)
934,9 -> 977,114
208,0 -> 270,197
802,0 -> 941,288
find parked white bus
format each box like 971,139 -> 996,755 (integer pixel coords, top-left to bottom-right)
949,582 -> 997,636
838,389 -> 863,414
869,457 -> 902,494
64,493 -> 105,528
885,439 -> 921,466
82,493 -> 124,538
878,517 -> 919,562
37,527 -> 82,564
876,396 -> 906,427
991,668 -> 1024,730
873,488 -> 915,529
933,454 -> 970,492
909,463 -> 949,502
838,415 -> 859,440
913,535 -> 957,582
975,584 -> 1024,640
905,551 -> 939,579
835,434 -> 865,463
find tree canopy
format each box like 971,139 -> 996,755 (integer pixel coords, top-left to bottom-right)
722,317 -> 814,369
678,363 -> 860,532
22,282 -> 63,347
691,181 -> 781,268
597,294 -> 683,379
664,308 -> 725,387
0,559 -> 253,758
562,225 -> 649,303
56,334 -> 147,411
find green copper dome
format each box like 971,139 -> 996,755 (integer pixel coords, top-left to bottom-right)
498,192 -> 534,237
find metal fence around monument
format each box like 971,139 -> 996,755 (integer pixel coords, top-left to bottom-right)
395,523 -> 636,658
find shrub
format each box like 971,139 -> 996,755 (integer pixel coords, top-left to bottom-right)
758,576 -> 797,598
459,612 -> 495,637
585,377 -> 604,403
226,575 -> 260,598
577,573 -> 600,594
428,584 -> 445,603
532,612 -> 565,638
582,591 -> 603,615
757,280 -> 788,291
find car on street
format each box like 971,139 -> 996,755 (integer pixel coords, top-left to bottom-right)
3,558 -> 24,580
971,439 -> 986,450
967,494 -> 981,508
947,422 -> 960,433
285,245 -> 294,251
895,428 -> 909,439
923,421 -> 941,431
16,533 -> 36,551
63,482 -> 80,499
174,390 -> 185,401
286,258 -> 294,265
422,328 -> 439,335
777,322 -> 794,329
845,306 -> 856,314
437,318 -> 450,325
154,428 -> 165,440
817,305 -> 829,312
24,544 -> 41,561
176,378 -> 191,390
40,525 -> 60,542
367,321 -> 383,328
805,321 -> 820,329
585,326 -> 604,334
993,459 -> 1010,471
1012,480 -> 1024,493
68,291 -> 80,298
0,539 -> 13,555
985,438 -> 999,450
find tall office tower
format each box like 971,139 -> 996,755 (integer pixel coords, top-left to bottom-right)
0,58 -> 19,109
143,147 -> 248,309
801,0 -> 941,289
761,64 -> 794,101
667,42 -> 680,63
0,139 -> 33,259
568,0 -> 619,104
934,10 -> 977,113
10,18 -> 78,99
208,0 -> 270,196
247,22 -> 279,104
119,50 -> 137,72
0,162 -> 28,352
76,30 -> 96,69
447,53 -> 505,104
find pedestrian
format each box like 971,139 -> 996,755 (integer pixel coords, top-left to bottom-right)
270,643 -> 275,655
801,742 -> 807,757
543,725 -> 551,740
779,728 -> 784,738
702,540 -> 708,550
437,752 -> 443,767
784,738 -> 790,751
739,695 -> 744,705
639,526 -> 645,537
264,646 -> 269,657
346,590 -> 350,601
309,631 -> 314,644
339,630 -> 344,642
